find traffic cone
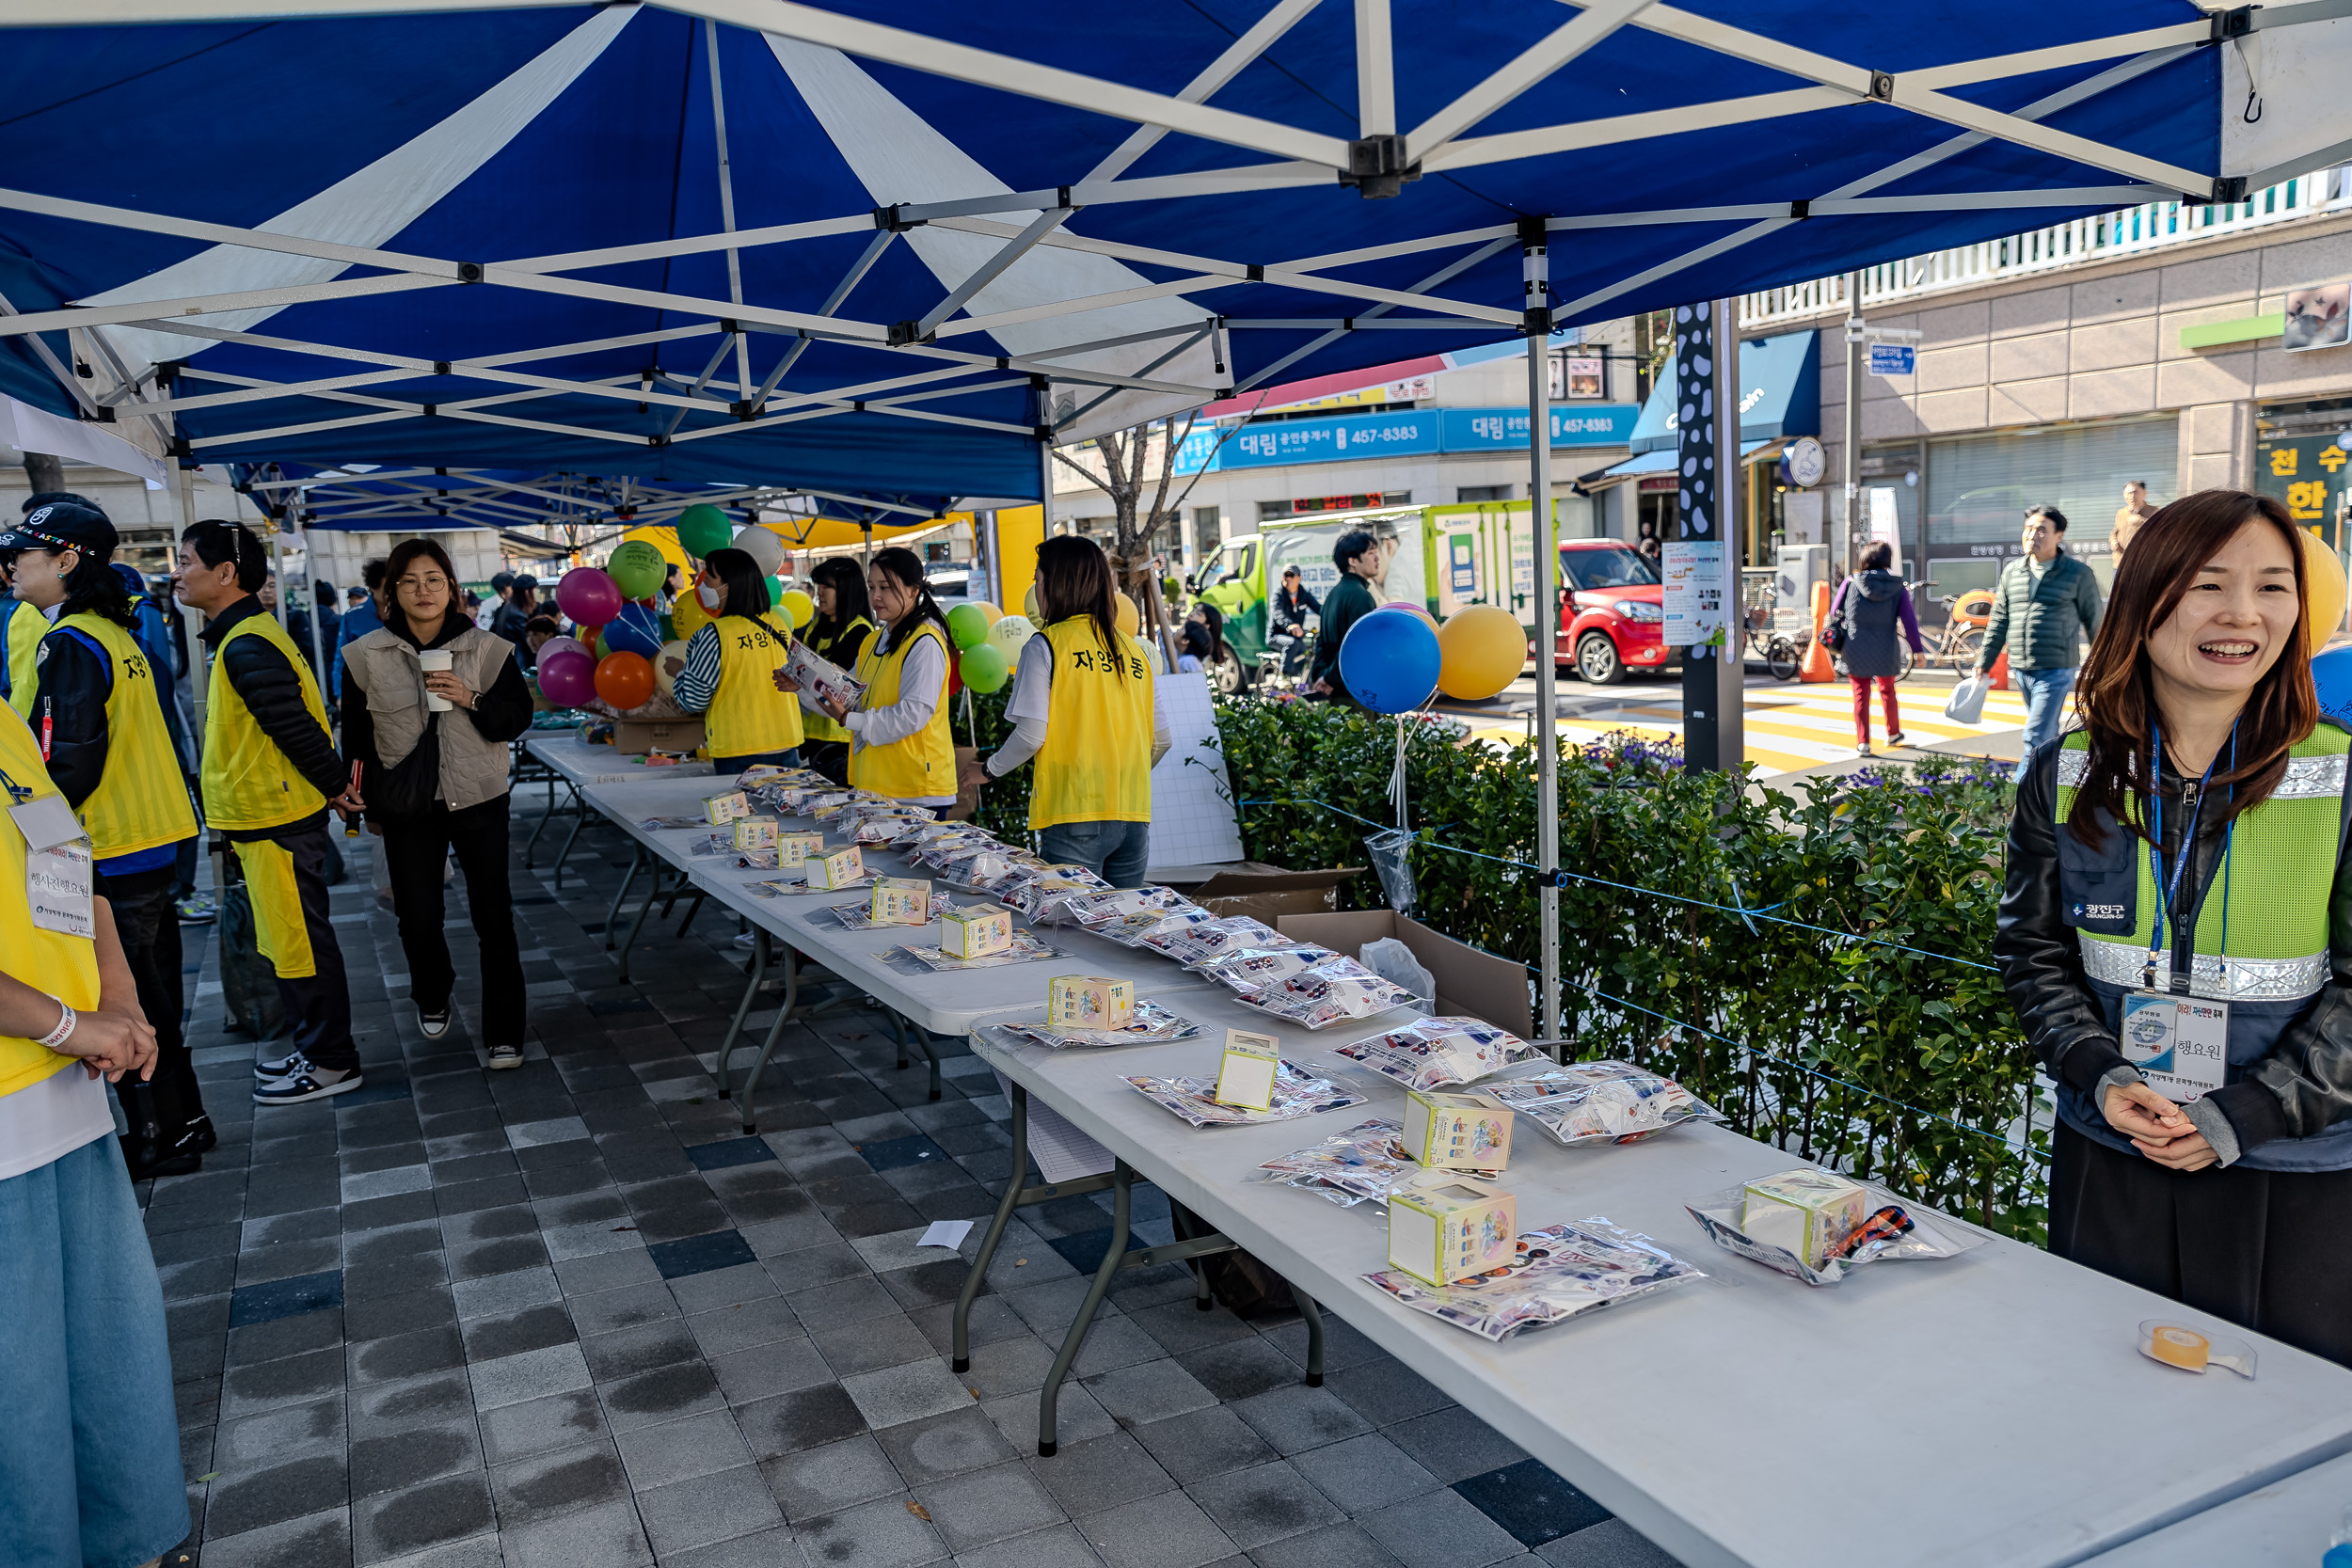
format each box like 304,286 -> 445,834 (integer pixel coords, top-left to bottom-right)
1800,581 -> 1835,682
1988,648 -> 2011,690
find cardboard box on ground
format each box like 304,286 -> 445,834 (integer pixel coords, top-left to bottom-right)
1155,863 -> 1364,925
1277,909 -> 1533,1040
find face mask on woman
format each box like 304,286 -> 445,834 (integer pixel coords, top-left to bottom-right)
698,582 -> 723,610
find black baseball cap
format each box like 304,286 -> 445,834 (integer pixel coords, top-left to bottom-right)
0,499 -> 118,557
492,570 -> 516,592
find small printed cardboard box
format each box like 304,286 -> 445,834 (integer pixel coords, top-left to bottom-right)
1214,1028 -> 1281,1109
1387,1180 -> 1518,1286
613,717 -> 707,755
1740,1169 -> 1867,1268
808,845 -> 865,891
701,789 -> 750,826
869,877 -> 932,926
1049,974 -> 1135,1031
941,904 -> 1013,959
1404,1090 -> 1513,1172
733,816 -> 781,851
777,831 -> 825,868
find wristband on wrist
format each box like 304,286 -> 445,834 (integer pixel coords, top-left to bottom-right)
36,1000 -> 75,1050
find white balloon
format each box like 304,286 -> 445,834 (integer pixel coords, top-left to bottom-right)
731,526 -> 787,578
986,614 -> 1036,656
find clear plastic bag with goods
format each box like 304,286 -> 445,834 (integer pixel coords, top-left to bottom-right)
1363,1219 -> 1703,1341
1139,914 -> 1294,966
1254,1119 -> 1415,1207
1328,1017 -> 1545,1090
1476,1061 -> 1722,1147
1198,944 -> 1340,990
1359,937 -> 1436,1014
1683,1176 -> 1988,1287
1233,958 -> 1419,1028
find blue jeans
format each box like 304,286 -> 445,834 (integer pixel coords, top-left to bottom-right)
1040,818 -> 1152,889
0,1132 -> 189,1568
714,747 -> 802,775
2013,666 -> 2077,780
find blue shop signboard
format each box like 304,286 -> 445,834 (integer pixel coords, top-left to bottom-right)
1175,404 -> 1638,475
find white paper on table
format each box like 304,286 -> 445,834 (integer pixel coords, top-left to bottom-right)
993,1068 -> 1116,1182
917,1219 -> 975,1250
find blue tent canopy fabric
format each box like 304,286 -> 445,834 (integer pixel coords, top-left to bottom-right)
0,0 -> 2342,511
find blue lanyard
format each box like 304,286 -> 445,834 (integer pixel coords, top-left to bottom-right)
2146,722 -> 2236,990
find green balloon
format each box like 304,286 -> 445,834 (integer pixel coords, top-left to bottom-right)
677,503 -> 732,561
766,576 -> 787,611
946,602 -> 991,650
961,641 -> 1010,694
607,539 -> 667,599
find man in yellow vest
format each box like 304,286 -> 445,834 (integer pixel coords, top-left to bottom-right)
176,520 -> 365,1107
0,499 -> 209,1176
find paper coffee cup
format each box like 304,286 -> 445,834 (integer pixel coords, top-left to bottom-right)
419,649 -> 454,711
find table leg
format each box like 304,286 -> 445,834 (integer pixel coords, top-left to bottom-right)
1038,1161 -> 1132,1458
522,774 -> 569,867
604,842 -> 646,951
735,944 -> 800,1135
1294,1291 -> 1327,1387
714,928 -> 770,1098
674,891 -> 705,938
1168,1203 -> 1215,1311
891,1010 -> 910,1070
953,1082 -> 1029,1374
551,787 -> 590,891
614,865 -> 667,984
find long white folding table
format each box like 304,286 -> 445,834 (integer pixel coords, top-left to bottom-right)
2075,1449 -> 2352,1566
519,733 -> 710,889
968,985 -> 2352,1568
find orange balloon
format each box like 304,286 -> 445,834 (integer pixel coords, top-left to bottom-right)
594,650 -> 656,710
2300,525 -> 2347,648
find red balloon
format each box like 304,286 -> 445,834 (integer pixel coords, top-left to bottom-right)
946,648 -> 964,700
594,650 -> 655,710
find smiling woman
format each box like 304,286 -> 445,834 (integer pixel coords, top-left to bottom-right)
1993,489 -> 2352,1368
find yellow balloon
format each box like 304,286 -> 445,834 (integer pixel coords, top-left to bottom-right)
1024,583 -> 1041,622
777,588 -> 817,630
971,600 -> 1003,626
2302,526 -> 2347,649
1437,604 -> 1529,701
1115,592 -> 1140,637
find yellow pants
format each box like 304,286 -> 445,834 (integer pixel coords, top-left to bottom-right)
235,837 -> 317,980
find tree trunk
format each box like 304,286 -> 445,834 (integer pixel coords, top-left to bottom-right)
23,451 -> 64,499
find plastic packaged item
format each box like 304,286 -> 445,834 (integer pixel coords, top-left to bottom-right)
1404,1090 -> 1513,1171
2137,1321 -> 2258,1378
1255,1119 -> 1415,1207
1061,886 -> 1186,927
1097,903 -> 1216,947
1238,966 -> 1421,1029
1049,974 -> 1136,1030
940,904 -> 1014,958
1475,1061 -> 1722,1147
989,998 -> 1203,1050
1199,944 -> 1339,990
889,928 -> 1060,972
1388,1180 -> 1518,1285
1363,1219 -> 1703,1341
1006,866 -> 1115,920
1139,915 -> 1292,966
1739,1170 -> 1867,1268
1359,937 -> 1437,1013
1684,1182 -> 1985,1286
1122,1061 -> 1368,1127
1366,826 -> 1417,914
1328,1017 -> 1544,1090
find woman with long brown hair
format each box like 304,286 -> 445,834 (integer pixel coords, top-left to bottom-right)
1995,489 -> 2352,1365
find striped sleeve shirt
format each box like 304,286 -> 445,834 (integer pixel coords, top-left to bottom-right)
673,623 -> 723,714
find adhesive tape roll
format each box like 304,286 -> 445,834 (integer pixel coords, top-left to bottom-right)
2150,1324 -> 2210,1370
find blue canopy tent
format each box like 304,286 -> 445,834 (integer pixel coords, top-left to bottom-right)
5,0 -> 2350,1134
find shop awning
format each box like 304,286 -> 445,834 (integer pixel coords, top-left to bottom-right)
1629,330 -> 1820,455
1578,440 -> 1777,494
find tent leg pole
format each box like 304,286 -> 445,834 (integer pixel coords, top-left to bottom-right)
1527,316 -> 1560,1055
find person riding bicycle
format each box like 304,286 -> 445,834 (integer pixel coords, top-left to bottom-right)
1270,566 -> 1319,677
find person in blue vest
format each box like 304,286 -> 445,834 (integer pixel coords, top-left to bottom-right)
1996,489 -> 2352,1367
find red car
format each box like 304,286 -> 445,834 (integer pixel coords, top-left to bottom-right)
1549,540 -> 1666,685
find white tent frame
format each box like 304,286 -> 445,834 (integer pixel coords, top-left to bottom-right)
7,0 -> 2348,1042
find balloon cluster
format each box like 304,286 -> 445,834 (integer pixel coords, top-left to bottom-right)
1336,601 -> 1524,713
946,600 -> 1015,692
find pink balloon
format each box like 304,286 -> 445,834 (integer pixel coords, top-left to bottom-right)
555,567 -> 623,626
536,649 -> 597,707
1382,599 -> 1439,635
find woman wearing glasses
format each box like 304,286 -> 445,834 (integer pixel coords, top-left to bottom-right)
341,539 -> 535,1069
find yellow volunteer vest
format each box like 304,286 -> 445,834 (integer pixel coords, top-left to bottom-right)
801,615 -> 871,744
706,613 -> 803,757
850,621 -> 954,798
1030,619 -> 1155,831
48,613 -> 197,857
6,598 -> 45,718
202,609 -> 332,832
0,703 -> 104,1099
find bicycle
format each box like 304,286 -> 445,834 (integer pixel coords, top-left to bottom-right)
1746,621 -> 1806,681
1903,586 -> 1994,679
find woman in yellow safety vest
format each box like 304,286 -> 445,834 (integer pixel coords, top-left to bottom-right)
961,535 -> 1169,887
808,546 -> 955,806
796,556 -> 873,785
674,547 -> 803,775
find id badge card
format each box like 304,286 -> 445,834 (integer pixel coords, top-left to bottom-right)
9,794 -> 95,940
2121,990 -> 2230,1102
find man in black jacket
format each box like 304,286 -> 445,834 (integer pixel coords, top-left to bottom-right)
1307,531 -> 1380,707
178,521 -> 365,1106
1270,565 -> 1320,676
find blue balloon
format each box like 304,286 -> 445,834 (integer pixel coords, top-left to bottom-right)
603,600 -> 664,658
2317,644 -> 2352,733
1339,607 -> 1442,714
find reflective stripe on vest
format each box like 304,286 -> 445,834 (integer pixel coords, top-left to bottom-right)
849,622 -> 953,799
202,612 -> 332,832
707,613 -> 803,757
2054,730 -> 2346,1001
1029,619 -> 1153,831
0,703 -> 104,1099
801,615 -> 871,743
51,613 -> 197,857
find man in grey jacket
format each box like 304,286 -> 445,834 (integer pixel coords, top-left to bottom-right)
1979,505 -> 2104,779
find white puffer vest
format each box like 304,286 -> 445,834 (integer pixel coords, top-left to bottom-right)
343,625 -> 515,811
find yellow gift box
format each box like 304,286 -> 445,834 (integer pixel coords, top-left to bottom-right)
869,877 -> 932,926
1048,974 -> 1134,1031
1387,1180 -> 1518,1286
1214,1028 -> 1281,1110
733,816 -> 780,850
808,846 -> 865,891
941,905 -> 1013,958
1403,1090 -> 1513,1172
701,789 -> 749,825
777,832 -> 824,868
1740,1169 -> 1867,1268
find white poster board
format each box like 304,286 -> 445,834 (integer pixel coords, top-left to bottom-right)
1867,487 -> 1904,575
1661,540 -> 1727,648
1146,671 -> 1245,867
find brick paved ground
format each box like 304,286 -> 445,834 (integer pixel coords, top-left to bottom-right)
145,808 -> 1683,1568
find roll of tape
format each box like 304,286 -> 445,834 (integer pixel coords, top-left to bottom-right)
2149,1324 -> 2209,1370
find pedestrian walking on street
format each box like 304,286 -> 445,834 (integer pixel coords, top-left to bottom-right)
1980,504 -> 2104,779
341,538 -> 533,1069
1831,542 -> 1927,754
1994,489 -> 2352,1369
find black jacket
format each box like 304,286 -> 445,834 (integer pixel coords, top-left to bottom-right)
340,613 -> 534,771
1307,573 -> 1377,705
199,595 -> 347,841
1273,583 -> 1320,635
1997,735 -> 2352,1160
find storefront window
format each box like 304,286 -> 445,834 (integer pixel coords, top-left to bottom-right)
1918,414 -> 2177,601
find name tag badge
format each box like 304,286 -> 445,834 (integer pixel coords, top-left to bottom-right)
8,794 -> 95,940
2121,991 -> 2230,1102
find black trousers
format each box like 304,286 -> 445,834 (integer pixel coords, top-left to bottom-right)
2051,1120 -> 2352,1369
381,795 -> 524,1047
802,740 -> 850,785
251,824 -> 358,1073
98,864 -> 204,1137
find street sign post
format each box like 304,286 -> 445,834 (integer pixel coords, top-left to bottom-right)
1867,342 -> 1916,377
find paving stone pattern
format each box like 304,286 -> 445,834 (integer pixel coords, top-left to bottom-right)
151,815 -> 1684,1567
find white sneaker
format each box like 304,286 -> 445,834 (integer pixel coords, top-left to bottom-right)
254,1052 -> 304,1080
252,1058 -> 363,1106
1856,743 -> 1875,757
486,1042 -> 524,1070
420,1007 -> 452,1039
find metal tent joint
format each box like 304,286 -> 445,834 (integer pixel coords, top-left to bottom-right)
433,360 -> 450,375
886,319 -> 936,347
1866,71 -> 1895,102
871,204 -> 927,233
2211,6 -> 2255,40
1340,133 -> 1421,198
456,262 -> 483,283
